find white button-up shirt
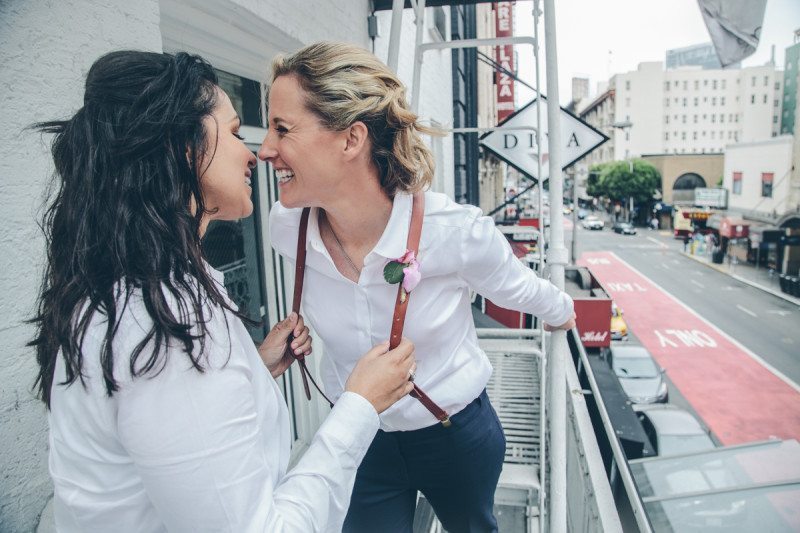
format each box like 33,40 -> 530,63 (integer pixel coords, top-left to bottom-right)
270,191 -> 574,431
48,266 -> 379,532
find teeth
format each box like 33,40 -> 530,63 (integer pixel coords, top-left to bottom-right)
276,169 -> 295,183
245,177 -> 252,186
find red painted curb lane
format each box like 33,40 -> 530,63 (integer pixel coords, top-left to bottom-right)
578,251 -> 800,446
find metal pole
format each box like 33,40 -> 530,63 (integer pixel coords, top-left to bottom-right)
410,0 -> 427,114
387,0 -> 404,72
571,169 -> 579,263
532,3 -> 547,530
543,0 -> 568,531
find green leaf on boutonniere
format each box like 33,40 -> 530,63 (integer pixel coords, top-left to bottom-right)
383,261 -> 406,284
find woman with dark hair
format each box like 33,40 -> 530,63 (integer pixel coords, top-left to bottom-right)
31,50 -> 415,532
261,41 -> 575,533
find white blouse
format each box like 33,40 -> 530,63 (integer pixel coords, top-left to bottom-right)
270,191 -> 574,432
48,266 -> 379,532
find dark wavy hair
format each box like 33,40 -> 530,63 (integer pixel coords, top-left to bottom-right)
30,50 -> 243,408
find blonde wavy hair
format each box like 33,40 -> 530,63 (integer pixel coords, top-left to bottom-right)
270,41 -> 442,196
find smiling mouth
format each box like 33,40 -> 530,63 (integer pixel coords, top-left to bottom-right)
245,176 -> 252,186
276,169 -> 295,184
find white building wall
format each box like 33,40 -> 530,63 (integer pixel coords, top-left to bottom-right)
2,2 -> 456,530
0,2 -> 163,531
611,61 -> 783,159
723,135 -> 794,216
373,7 -> 455,200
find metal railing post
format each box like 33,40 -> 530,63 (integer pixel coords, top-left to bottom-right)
387,0 -> 404,72
543,0 -> 568,531
410,0 -> 427,114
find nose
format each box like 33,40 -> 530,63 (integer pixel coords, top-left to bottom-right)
258,131 -> 277,162
247,151 -> 257,169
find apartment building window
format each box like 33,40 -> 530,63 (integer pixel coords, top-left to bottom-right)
693,131 -> 698,140
774,115 -> 779,124
694,80 -> 699,90
675,97 -> 679,104
732,172 -> 742,194
761,172 -> 773,197
703,96 -> 708,103
712,97 -> 717,105
775,82 -> 780,90
702,131 -> 706,137
720,114 -> 725,123
721,97 -> 725,105
665,132 -> 669,140
704,80 -> 709,87
674,80 -> 679,88
702,114 -> 707,120
693,115 -> 698,123
712,80 -> 718,90
694,97 -> 698,106
682,115 -> 687,123
625,80 -> 631,90
682,98 -> 687,107
665,115 -> 670,124
683,81 -> 687,90
722,79 -> 726,89
764,75 -> 769,86
711,114 -> 716,123
625,131 -> 630,141
751,94 -> 756,104
751,76 -> 756,87
626,97 -> 631,106
682,132 -> 686,140
775,99 -> 779,107
763,94 -> 768,104
711,131 -> 715,139
665,98 -> 670,107
665,81 -> 670,91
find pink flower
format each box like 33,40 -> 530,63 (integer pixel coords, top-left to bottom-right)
398,249 -> 416,264
402,260 -> 421,292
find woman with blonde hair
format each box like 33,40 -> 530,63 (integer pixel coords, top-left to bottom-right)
261,41 -> 575,533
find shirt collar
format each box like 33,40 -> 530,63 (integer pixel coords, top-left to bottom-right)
371,192 -> 413,260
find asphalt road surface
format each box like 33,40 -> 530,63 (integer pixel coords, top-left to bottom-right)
566,216 -> 800,387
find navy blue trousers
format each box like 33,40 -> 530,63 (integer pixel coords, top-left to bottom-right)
343,390 -> 506,533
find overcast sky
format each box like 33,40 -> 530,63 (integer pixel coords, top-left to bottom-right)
512,0 -> 800,106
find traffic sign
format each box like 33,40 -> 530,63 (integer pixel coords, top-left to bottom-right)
480,96 -> 608,182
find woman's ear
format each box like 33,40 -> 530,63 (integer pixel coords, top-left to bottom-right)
342,121 -> 369,161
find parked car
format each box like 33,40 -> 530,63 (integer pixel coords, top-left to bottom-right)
633,404 -> 715,457
581,216 -> 604,230
607,343 -> 668,404
613,222 -> 637,235
610,302 -> 628,341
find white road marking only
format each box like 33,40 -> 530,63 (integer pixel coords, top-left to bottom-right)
646,236 -> 668,249
691,279 -> 705,288
736,304 -> 758,318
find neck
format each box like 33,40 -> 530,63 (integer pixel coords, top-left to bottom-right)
321,171 -> 393,249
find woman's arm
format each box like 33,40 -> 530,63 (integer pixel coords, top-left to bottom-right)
115,311 -> 379,533
459,211 -> 574,328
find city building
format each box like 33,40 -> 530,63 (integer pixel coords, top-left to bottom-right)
1,1 -> 455,530
613,61 -> 783,160
723,135 -> 797,223
780,33 -> 800,135
665,42 -> 734,70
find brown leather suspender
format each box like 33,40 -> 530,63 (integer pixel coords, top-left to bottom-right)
285,193 -> 451,426
286,208 -> 334,406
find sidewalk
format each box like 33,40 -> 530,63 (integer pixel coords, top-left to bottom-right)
682,251 -> 800,306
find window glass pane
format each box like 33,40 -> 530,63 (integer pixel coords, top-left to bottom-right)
215,69 -> 262,127
202,154 -> 268,342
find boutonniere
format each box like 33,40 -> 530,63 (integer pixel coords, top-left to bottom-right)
383,249 -> 421,303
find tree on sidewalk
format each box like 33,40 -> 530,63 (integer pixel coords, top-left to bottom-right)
588,160 -> 661,221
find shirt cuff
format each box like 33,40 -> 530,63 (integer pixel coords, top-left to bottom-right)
319,391 -> 380,458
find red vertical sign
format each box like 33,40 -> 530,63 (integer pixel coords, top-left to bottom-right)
494,2 -> 515,123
